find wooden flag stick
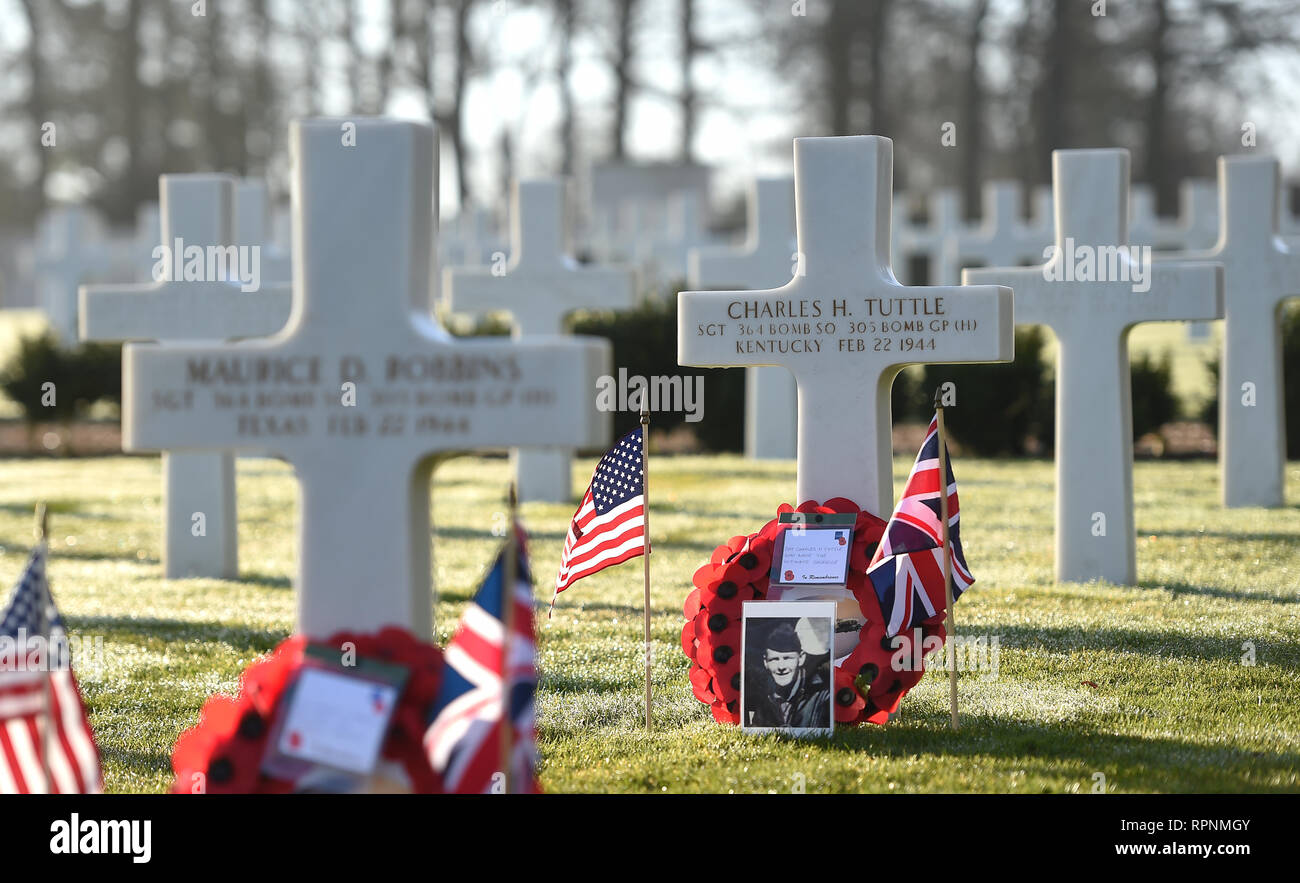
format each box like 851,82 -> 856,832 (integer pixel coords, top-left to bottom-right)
933,395 -> 959,730
500,483 -> 519,794
640,408 -> 653,732
35,504 -> 54,792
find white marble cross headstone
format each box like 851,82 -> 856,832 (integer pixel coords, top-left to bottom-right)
679,136 -> 1013,514
80,174 -> 293,579
34,206 -> 129,341
646,192 -> 715,283
439,204 -> 503,269
1156,156 -> 1300,508
443,177 -> 635,502
941,181 -> 1052,286
122,119 -> 611,639
965,150 -> 1223,584
1131,179 -> 1219,251
132,203 -> 161,282
235,179 -> 293,284
689,177 -> 799,460
893,188 -> 962,285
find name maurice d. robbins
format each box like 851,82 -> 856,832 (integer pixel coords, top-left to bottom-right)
180,354 -> 525,386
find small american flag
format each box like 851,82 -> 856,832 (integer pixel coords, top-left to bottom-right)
424,526 -> 538,793
867,413 -> 974,637
553,426 -> 647,599
0,544 -> 102,794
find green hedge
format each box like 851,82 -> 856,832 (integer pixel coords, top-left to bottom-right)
893,327 -> 1055,455
463,300 -> 1190,455
572,299 -> 745,450
0,333 -> 122,422
1201,305 -> 1300,458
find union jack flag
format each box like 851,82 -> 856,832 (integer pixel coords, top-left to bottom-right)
866,414 -> 974,637
424,526 -> 538,794
0,543 -> 102,794
553,426 -> 646,599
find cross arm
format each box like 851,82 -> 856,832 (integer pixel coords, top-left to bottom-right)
1138,261 -> 1223,323
79,281 -> 292,343
122,335 -> 613,458
443,263 -> 635,335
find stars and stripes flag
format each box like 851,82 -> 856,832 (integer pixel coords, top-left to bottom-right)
553,426 -> 647,599
0,543 -> 102,794
866,413 -> 975,638
424,526 -> 538,793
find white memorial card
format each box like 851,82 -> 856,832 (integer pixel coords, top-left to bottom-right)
770,526 -> 853,586
275,668 -> 401,776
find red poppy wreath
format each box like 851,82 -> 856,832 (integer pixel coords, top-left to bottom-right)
681,498 -> 948,726
171,627 -> 444,793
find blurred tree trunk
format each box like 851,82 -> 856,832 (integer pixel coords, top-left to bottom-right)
497,128 -> 514,212
1143,0 -> 1175,213
343,0 -> 364,111
448,0 -> 474,207
378,0 -> 404,115
824,0 -> 856,135
1034,0 -> 1075,182
247,0 -> 277,174
117,0 -> 146,217
296,4 -> 324,115
16,0 -> 49,215
679,0 -> 697,162
610,0 -> 641,159
960,0 -> 991,220
556,0 -> 577,173
864,0 -> 891,134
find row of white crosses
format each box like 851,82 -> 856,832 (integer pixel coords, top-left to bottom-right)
123,118 -> 610,638
78,122 -> 1300,612
235,179 -> 293,285
678,136 -> 1299,588
33,207 -> 139,339
1156,156 -> 1300,509
28,182 -> 287,340
1130,180 -> 1220,251
965,151 -> 1222,584
444,179 -> 636,502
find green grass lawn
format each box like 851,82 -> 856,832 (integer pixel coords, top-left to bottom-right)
0,452 -> 1296,793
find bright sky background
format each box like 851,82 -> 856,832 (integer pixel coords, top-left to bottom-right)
2,0 -> 1297,216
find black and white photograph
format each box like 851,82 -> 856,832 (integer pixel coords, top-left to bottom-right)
740,601 -> 835,736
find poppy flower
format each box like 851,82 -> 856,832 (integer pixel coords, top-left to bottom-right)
711,700 -> 739,726
689,664 -> 717,704
696,619 -> 741,671
681,620 -> 699,662
700,562 -> 748,605
728,535 -> 773,583
833,667 -> 866,723
700,591 -> 744,626
709,649 -> 742,703
684,588 -> 702,620
861,699 -> 892,726
692,562 -> 718,590
710,535 -> 748,565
